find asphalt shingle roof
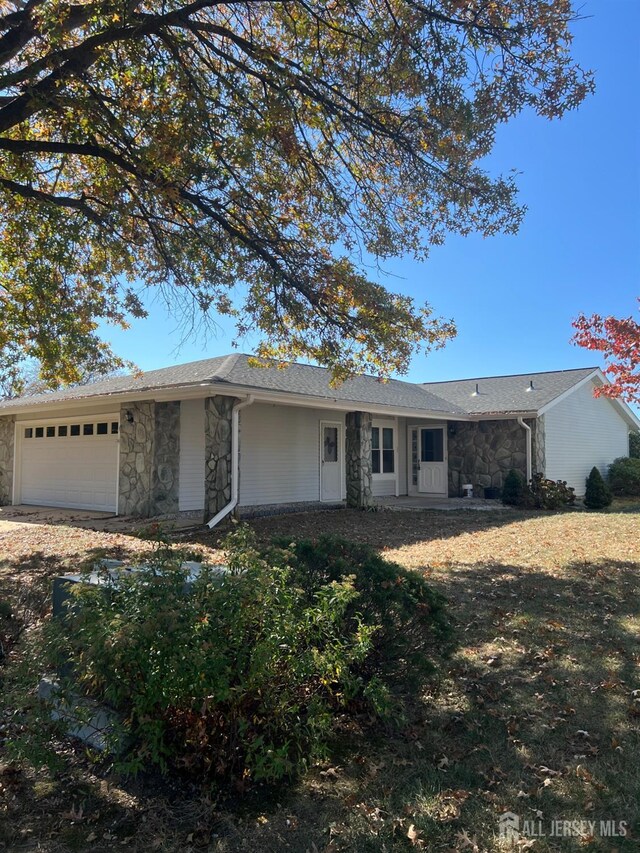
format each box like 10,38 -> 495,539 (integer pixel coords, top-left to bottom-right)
0,354 -> 465,415
420,367 -> 598,415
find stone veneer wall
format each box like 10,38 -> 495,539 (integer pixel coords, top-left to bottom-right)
532,415 -> 545,476
446,418 -> 537,497
153,401 -> 180,516
345,411 -> 373,508
0,416 -> 15,506
204,395 -> 237,519
118,402 -> 155,517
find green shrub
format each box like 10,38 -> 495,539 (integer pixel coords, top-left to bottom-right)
268,535 -> 453,689
529,473 -> 576,510
584,466 -> 612,509
608,456 -> 640,496
630,431 -> 640,459
501,469 -> 528,506
42,527 -> 451,783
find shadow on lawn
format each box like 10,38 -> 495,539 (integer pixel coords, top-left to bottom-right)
1,553 -> 638,852
204,506 -> 547,552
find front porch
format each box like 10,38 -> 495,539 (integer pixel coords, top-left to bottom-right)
374,495 -> 510,512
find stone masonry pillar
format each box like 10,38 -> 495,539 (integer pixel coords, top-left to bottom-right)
118,402 -> 155,517
152,401 -> 180,516
204,395 -> 238,520
345,411 -> 373,509
0,416 -> 15,506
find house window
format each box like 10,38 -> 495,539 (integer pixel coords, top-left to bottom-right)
372,426 -> 394,474
58,425 -> 68,437
83,423 -> 94,436
35,427 -> 44,438
97,422 -> 108,435
111,421 -> 119,434
70,424 -> 80,436
46,426 -> 55,437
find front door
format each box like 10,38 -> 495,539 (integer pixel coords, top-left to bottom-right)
320,422 -> 342,501
418,427 -> 447,495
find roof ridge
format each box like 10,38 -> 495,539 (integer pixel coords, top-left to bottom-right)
421,366 -> 599,385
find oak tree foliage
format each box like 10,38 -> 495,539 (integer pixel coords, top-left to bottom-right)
0,0 -> 593,386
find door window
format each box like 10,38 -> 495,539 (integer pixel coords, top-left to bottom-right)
323,426 -> 338,463
421,428 -> 444,462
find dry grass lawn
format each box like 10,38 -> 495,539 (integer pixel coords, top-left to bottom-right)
1,505 -> 639,852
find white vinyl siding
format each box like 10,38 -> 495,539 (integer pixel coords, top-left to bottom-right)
239,403 -> 346,506
544,380 -> 630,494
179,399 -> 205,510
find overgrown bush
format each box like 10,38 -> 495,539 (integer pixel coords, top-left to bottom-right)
42,527 -> 451,783
584,466 -> 612,509
608,456 -> 640,496
268,536 -> 453,689
528,473 -> 576,510
630,431 -> 640,459
501,470 -> 575,509
501,469 -> 528,506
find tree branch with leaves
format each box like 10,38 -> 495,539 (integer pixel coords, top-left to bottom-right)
0,0 -> 593,386
572,299 -> 640,403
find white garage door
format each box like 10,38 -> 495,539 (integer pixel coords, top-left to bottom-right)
18,416 -> 119,512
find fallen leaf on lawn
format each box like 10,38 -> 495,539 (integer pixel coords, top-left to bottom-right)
576,765 -> 593,782
437,755 -> 450,770
320,767 -> 340,780
61,804 -> 84,822
407,824 -> 424,848
455,829 -> 479,851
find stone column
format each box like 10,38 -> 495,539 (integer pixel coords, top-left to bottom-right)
345,411 -> 373,509
204,395 -> 237,520
118,402 -> 155,517
532,415 -> 545,476
153,401 -> 180,515
0,416 -> 15,506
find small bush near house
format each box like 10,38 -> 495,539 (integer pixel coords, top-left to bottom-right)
630,431 -> 640,459
608,456 -> 640,496
501,469 -> 528,506
38,527 -> 451,784
528,473 -> 576,510
584,466 -> 612,509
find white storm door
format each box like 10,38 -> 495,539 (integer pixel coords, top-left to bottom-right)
418,427 -> 447,495
320,421 -> 342,501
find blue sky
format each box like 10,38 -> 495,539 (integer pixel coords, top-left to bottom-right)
100,0 -> 639,386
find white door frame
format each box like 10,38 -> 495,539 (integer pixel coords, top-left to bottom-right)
407,423 -> 448,497
319,420 -> 343,502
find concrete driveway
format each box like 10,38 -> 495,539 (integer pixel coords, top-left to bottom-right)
0,504 -> 203,533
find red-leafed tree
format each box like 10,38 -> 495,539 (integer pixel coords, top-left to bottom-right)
572,299 -> 640,403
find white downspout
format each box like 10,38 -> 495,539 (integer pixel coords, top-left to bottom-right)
517,417 -> 532,483
207,394 -> 254,529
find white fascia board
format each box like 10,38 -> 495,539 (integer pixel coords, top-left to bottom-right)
537,369 -> 601,416
0,381 -> 470,422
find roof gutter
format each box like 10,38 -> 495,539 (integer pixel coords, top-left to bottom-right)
206,394 -> 254,529
517,417 -> 533,482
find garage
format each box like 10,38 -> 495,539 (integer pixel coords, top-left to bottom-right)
16,415 -> 120,512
